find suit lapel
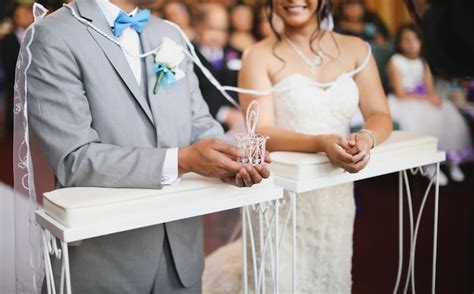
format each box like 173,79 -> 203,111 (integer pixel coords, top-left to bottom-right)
141,23 -> 166,123
75,0 -> 155,126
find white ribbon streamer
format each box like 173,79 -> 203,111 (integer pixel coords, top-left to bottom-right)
63,4 -> 292,109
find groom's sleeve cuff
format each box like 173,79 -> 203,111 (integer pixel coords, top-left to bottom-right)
161,148 -> 180,185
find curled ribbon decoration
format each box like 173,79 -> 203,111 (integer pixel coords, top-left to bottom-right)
153,62 -> 177,94
246,100 -> 260,134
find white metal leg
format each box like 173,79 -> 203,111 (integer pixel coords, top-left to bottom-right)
42,228 -> 71,294
402,171 -> 415,294
60,261 -> 65,294
432,163 -> 440,294
42,229 -> 55,294
393,165 -> 441,294
263,207 -> 275,290
290,192 -> 297,294
259,209 -> 266,294
245,207 -> 259,292
60,241 -> 72,294
274,200 -> 279,294
243,200 -> 282,294
242,207 -> 248,294
249,193 -> 296,294
393,171 -> 403,294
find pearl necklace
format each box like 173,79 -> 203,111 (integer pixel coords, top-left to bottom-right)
283,35 -> 324,74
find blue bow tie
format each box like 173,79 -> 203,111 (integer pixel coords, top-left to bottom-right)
113,9 -> 151,37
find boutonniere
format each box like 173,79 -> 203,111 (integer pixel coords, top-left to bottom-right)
153,37 -> 186,94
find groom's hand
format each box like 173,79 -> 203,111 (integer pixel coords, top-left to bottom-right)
178,139 -> 244,178
222,152 -> 272,187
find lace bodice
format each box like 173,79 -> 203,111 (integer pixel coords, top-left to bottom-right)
272,43 -> 370,136
273,73 -> 361,136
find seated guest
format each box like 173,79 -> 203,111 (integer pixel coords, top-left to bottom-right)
162,0 -> 195,41
335,0 -> 389,45
229,3 -> 256,53
0,1 -> 34,137
387,24 -> 472,185
193,3 -> 244,132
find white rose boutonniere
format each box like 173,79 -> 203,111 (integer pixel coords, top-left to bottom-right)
153,37 -> 186,94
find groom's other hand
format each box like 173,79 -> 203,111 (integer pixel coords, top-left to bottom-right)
178,139 -> 244,178
222,152 -> 272,187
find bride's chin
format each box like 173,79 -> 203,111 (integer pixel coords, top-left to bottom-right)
280,16 -> 315,29
283,19 -> 310,28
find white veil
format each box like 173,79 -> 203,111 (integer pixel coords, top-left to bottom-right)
8,3 -> 52,293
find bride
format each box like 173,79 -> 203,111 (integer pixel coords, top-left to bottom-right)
204,0 -> 392,292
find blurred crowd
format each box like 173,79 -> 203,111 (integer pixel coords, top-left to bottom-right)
1,0 -> 473,178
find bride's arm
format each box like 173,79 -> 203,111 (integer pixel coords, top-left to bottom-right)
356,52 -> 393,147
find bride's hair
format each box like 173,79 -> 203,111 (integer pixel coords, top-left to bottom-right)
265,0 -> 337,71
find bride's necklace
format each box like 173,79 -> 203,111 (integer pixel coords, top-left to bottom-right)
283,34 -> 323,74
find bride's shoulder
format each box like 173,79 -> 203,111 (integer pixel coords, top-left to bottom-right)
327,32 -> 371,68
330,32 -> 368,51
241,36 -> 279,66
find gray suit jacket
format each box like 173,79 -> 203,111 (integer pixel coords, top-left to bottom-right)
27,0 -> 223,290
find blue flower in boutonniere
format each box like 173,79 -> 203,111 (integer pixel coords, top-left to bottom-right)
153,37 -> 186,94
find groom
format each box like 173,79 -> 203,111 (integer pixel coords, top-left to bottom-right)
27,0 -> 269,293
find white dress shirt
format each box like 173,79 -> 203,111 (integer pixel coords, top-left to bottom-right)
96,0 -> 179,185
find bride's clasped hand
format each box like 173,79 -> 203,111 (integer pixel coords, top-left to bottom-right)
322,131 -> 373,173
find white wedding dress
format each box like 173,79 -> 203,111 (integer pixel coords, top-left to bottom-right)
203,46 -> 372,294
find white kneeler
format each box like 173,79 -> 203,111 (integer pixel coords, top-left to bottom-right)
37,173 -> 283,294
